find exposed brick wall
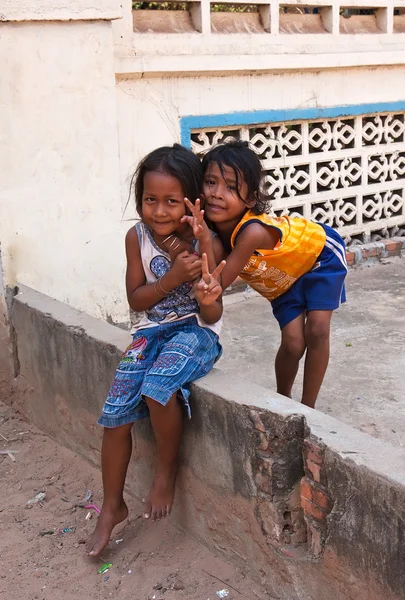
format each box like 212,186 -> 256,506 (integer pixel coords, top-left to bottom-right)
346,236 -> 405,267
300,438 -> 334,559
249,409 -> 308,553
249,413 -> 336,561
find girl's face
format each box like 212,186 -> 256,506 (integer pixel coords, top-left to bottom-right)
203,162 -> 251,225
141,170 -> 187,238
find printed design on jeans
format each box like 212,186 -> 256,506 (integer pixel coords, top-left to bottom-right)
150,352 -> 187,375
108,374 -> 135,398
147,255 -> 199,323
121,336 -> 148,363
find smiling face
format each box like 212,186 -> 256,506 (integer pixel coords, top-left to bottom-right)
141,170 -> 187,238
203,162 -> 251,227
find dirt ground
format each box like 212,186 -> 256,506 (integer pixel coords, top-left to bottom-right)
0,402 -> 267,600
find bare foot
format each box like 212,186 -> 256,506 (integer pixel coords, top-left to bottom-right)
86,501 -> 128,557
143,462 -> 177,521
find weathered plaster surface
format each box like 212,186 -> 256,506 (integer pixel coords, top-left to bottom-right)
1,0 -> 121,21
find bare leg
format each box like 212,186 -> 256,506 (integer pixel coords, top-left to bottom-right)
275,313 -> 306,399
143,393 -> 183,521
301,310 -> 333,408
86,423 -> 132,557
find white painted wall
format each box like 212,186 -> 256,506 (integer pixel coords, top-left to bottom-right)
0,20 -> 128,323
116,66 -> 405,207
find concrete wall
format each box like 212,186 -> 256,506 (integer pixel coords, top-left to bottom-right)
0,248 -> 16,398
5,285 -> 405,600
0,4 -> 127,325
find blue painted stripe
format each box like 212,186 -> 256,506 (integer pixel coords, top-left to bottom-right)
180,101 -> 405,147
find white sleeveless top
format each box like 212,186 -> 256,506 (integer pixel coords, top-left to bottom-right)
130,222 -> 222,337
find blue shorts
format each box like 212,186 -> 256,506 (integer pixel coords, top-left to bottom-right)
271,224 -> 347,330
98,317 -> 222,428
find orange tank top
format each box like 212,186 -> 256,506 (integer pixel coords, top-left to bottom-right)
230,212 -> 326,301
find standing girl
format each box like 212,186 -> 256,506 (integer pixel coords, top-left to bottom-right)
87,144 -> 224,557
189,140 -> 347,410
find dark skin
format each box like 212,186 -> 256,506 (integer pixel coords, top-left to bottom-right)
86,171 -> 225,558
187,161 -> 334,410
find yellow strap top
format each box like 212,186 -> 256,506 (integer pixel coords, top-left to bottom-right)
230,212 -> 326,301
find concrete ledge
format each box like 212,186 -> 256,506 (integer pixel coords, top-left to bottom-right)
115,48 -> 405,77
3,284 -> 405,600
1,0 -> 122,22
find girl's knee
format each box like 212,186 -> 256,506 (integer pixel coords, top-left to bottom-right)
305,321 -> 330,348
280,335 -> 306,360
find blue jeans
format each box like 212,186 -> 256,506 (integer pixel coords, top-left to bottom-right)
98,317 -> 222,428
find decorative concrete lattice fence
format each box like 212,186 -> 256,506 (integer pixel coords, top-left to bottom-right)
191,111 -> 405,244
131,0 -> 405,35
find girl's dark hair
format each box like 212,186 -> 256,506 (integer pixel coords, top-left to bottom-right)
130,144 -> 203,217
202,140 -> 270,215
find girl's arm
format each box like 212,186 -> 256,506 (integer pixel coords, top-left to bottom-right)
220,223 -> 279,291
196,224 -> 279,304
125,226 -> 202,312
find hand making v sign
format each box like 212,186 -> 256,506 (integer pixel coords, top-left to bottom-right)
194,253 -> 226,306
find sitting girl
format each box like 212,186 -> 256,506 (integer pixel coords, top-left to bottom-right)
87,144 -> 225,557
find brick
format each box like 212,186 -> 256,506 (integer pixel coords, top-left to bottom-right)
300,477 -> 312,501
362,247 -> 378,258
312,487 -> 331,511
346,237 -> 405,267
306,459 -> 321,483
306,448 -> 323,465
249,410 -> 265,432
382,240 -> 400,253
362,241 -> 386,259
303,439 -> 324,465
300,476 -> 331,511
301,496 -> 327,521
345,250 -> 355,265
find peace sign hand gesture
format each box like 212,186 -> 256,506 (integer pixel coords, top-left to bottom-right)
181,198 -> 210,243
194,253 -> 226,306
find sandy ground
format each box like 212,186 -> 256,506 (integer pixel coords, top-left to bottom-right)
0,402 -> 267,600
